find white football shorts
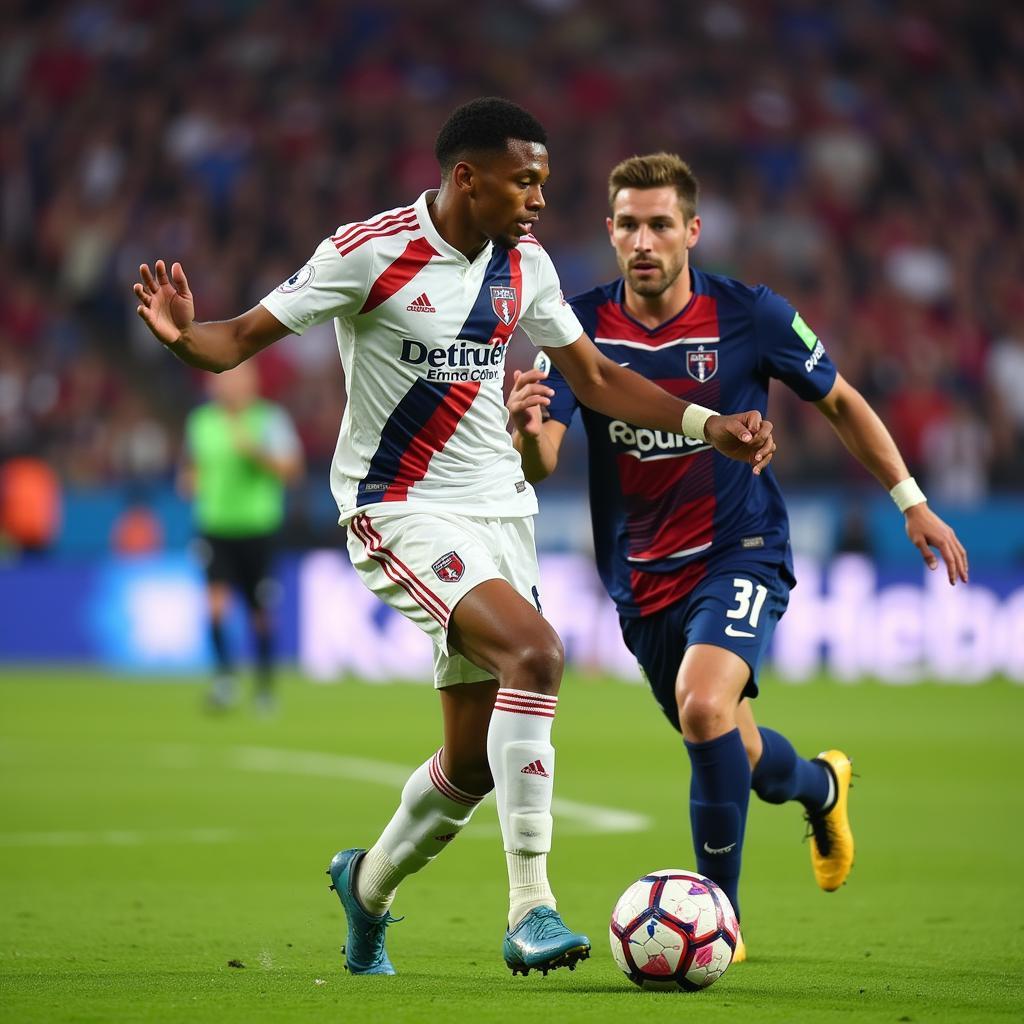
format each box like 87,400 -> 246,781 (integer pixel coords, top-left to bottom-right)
346,509 -> 542,688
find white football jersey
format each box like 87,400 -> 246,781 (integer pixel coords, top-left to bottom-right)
261,190 -> 582,522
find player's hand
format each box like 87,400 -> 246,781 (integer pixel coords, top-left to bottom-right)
507,368 -> 553,438
705,411 -> 776,475
134,260 -> 195,347
904,504 -> 969,585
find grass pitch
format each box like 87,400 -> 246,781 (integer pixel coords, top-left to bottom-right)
0,669 -> 1021,1023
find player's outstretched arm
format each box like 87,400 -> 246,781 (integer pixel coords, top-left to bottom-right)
815,373 -> 969,585
508,367 -> 567,482
134,260 -> 289,372
546,334 -> 776,474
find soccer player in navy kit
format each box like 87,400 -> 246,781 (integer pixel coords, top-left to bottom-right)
509,153 -> 968,960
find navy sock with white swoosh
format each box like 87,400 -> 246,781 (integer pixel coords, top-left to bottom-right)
685,728 -> 751,922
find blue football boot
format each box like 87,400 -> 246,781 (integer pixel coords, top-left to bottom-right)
503,906 -> 590,976
327,849 -> 399,975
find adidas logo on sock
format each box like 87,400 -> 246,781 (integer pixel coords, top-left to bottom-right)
520,759 -> 550,778
434,832 -> 456,843
406,292 -> 436,312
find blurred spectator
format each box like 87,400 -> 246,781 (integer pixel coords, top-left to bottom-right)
921,396 -> 992,506
0,456 -> 61,552
0,0 -> 1021,530
986,316 -> 1024,485
111,504 -> 163,556
987,319 -> 1024,438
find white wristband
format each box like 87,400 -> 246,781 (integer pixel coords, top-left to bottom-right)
890,477 -> 927,513
680,403 -> 717,441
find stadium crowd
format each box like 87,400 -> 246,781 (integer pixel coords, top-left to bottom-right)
1,0 -> 1022,542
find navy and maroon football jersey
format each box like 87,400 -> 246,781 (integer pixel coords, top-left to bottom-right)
546,268 -> 837,618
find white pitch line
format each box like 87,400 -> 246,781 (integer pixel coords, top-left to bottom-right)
232,746 -> 651,835
0,827 -> 235,848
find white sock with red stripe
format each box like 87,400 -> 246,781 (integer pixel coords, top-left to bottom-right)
487,688 -> 559,928
355,750 -> 485,916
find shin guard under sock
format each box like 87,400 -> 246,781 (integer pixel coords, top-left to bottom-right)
685,728 -> 751,920
488,688 -> 559,927
356,750 -> 486,915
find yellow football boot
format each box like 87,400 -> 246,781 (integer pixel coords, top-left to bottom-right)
732,929 -> 747,964
806,749 -> 854,891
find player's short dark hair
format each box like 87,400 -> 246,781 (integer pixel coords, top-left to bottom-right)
435,97 -> 547,176
608,153 -> 699,222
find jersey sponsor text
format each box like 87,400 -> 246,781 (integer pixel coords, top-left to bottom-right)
608,419 -> 709,458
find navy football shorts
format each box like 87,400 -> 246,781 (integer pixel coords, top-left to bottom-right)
619,564 -> 790,732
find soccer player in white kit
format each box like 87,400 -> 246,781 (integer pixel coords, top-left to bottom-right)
133,98 -> 776,977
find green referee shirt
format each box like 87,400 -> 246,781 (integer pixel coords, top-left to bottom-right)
185,400 -> 300,537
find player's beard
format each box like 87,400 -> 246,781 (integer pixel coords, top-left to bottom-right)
622,253 -> 685,296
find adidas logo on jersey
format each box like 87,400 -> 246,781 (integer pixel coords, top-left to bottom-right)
406,292 -> 436,313
520,759 -> 550,778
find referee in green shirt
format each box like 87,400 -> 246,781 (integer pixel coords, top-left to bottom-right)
181,361 -> 303,710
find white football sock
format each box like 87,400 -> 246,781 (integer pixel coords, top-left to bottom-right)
487,688 -> 559,928
356,749 -> 485,916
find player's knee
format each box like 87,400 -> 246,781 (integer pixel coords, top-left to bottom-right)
509,632 -> 564,695
677,689 -> 734,742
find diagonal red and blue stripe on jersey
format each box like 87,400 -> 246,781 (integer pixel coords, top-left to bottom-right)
357,376 -> 481,504
616,377 -> 720,565
357,245 -> 523,505
455,245 -> 522,345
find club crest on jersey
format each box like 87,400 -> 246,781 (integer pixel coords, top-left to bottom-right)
431,551 -> 465,582
490,286 -> 518,326
686,345 -> 718,382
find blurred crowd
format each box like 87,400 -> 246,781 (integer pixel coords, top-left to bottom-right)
2,0 -> 1023,541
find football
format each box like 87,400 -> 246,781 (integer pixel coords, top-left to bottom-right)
609,869 -> 738,991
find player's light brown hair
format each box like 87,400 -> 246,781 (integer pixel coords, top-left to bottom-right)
608,153 -> 699,222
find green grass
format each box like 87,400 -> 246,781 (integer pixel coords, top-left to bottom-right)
0,669 -> 1021,1022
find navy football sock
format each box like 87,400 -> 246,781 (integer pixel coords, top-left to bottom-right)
253,625 -> 274,693
209,618 -> 232,675
685,728 -> 750,922
751,726 -> 830,811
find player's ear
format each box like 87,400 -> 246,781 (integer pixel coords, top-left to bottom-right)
451,160 -> 476,195
606,216 -> 615,245
686,215 -> 701,249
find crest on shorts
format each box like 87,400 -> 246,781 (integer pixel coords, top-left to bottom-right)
490,286 -> 518,327
431,551 -> 465,582
686,345 -> 718,382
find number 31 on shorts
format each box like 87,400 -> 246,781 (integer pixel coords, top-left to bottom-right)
726,578 -> 768,634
